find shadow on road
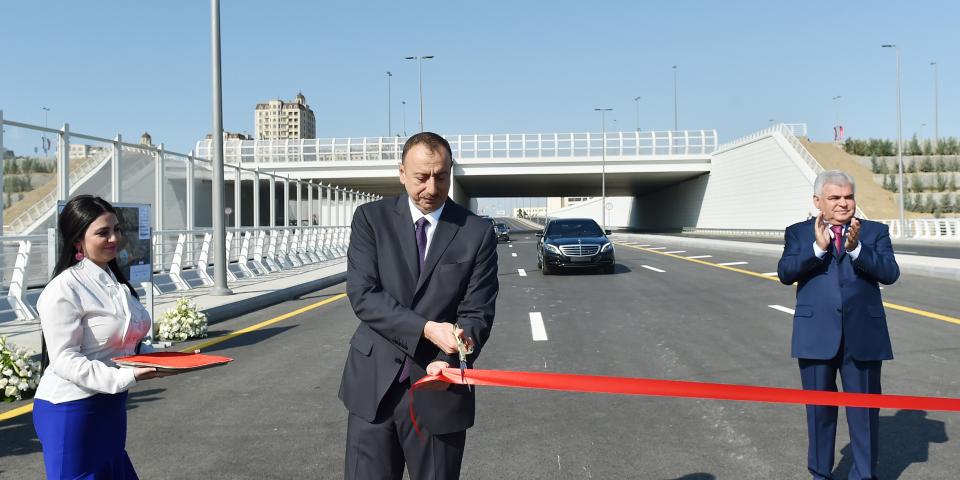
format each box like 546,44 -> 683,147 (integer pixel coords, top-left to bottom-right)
199,325 -> 298,353
0,410 -> 41,461
666,474 -> 715,480
833,409 -> 948,479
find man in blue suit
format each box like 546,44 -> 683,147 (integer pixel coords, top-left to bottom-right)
778,170 -> 900,480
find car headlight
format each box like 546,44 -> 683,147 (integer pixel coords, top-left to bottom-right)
543,244 -> 561,254
600,242 -> 614,252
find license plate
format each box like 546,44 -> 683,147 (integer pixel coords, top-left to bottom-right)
570,256 -> 591,263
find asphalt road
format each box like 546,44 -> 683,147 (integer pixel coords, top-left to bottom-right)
2,225 -> 958,479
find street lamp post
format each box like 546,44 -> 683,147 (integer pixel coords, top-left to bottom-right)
41,107 -> 50,155
594,108 -> 612,232
401,101 -> 407,136
831,95 -> 842,142
882,44 -> 906,238
633,96 -> 641,132
386,71 -> 393,137
210,0 -> 232,294
931,61 -> 938,152
672,65 -> 679,131
405,55 -> 434,132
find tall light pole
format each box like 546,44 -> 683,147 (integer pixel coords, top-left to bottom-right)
210,0 -> 232,295
672,65 -> 679,131
882,44 -> 906,237
386,71 -> 393,137
831,95 -> 842,142
41,107 -> 51,155
931,61 -> 938,152
595,108 -> 612,231
401,100 -> 407,136
405,55 -> 434,132
633,96 -> 641,132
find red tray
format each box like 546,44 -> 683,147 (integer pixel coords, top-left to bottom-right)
113,352 -> 233,372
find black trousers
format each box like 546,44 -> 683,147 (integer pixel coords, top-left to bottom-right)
345,380 -> 466,480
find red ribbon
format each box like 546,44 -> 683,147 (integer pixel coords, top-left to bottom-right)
413,368 -> 960,412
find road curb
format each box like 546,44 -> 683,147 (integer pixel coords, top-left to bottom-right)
203,271 -> 347,324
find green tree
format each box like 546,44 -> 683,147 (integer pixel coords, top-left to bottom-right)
908,135 -> 923,155
935,173 -> 947,192
920,156 -> 934,172
870,156 -> 880,173
949,174 -> 958,192
904,194 -> 914,210
911,175 -> 925,193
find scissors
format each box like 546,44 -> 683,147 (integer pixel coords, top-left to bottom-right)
454,324 -> 473,392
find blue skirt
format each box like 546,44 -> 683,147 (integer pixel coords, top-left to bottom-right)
33,391 -> 139,480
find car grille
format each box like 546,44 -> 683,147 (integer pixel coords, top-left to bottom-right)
559,244 -> 600,257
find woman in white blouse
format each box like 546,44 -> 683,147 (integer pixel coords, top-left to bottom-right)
33,195 -> 175,479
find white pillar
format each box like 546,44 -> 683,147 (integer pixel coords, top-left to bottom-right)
283,177 -> 290,227
57,123 -> 70,201
296,180 -> 303,226
307,181 -> 314,225
234,166 -> 241,228
269,173 -> 276,227
0,110 -> 4,233
155,143 -> 165,232
111,134 -> 122,202
253,168 -> 260,228
186,151 -> 195,229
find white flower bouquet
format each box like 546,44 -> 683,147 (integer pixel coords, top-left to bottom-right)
1,335 -> 41,402
156,297 -> 208,342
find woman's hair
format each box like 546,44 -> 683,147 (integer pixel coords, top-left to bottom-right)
43,195 -> 140,370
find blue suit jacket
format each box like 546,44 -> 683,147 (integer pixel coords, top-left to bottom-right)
777,218 -> 899,361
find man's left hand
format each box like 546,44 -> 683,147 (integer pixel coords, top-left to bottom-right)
846,217 -> 861,252
419,361 -> 451,391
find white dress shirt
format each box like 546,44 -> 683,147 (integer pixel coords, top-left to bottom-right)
34,258 -> 152,404
408,196 -> 445,257
812,223 -> 862,260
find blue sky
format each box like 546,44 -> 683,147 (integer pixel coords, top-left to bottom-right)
1,1 -> 956,155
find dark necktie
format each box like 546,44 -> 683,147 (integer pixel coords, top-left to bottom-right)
831,224 -> 843,255
415,217 -> 429,273
399,216 -> 430,383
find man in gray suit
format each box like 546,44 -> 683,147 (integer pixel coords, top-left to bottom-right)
339,132 -> 499,479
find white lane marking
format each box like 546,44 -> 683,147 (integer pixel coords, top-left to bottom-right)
664,250 -> 686,254
518,269 -> 527,276
509,245 -> 513,248
762,272 -> 779,276
529,312 -> 548,341
768,305 -> 795,315
895,250 -> 917,254
717,261 -> 749,266
636,244 -> 651,247
686,255 -> 712,259
647,247 -> 666,250
511,252 -> 518,257
641,265 -> 666,273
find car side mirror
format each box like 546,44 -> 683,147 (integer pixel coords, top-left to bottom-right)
605,229 -> 612,235
535,232 -> 544,238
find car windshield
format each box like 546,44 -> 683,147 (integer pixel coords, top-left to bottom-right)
495,223 -> 507,231
545,220 -> 603,238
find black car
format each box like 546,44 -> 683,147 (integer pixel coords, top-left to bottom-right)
537,218 -> 615,274
494,222 -> 510,242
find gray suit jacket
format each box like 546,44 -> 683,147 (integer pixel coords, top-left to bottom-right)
338,196 -> 499,434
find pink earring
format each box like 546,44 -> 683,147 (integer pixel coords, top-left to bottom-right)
74,247 -> 84,261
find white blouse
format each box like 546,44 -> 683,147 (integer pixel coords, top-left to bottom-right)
34,258 -> 153,404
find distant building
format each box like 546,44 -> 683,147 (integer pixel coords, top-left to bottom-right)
140,132 -> 153,146
205,131 -> 252,141
255,92 -> 316,140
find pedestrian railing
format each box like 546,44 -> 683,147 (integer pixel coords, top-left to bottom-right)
0,225 -> 351,323
877,219 -> 960,240
195,130 -> 719,164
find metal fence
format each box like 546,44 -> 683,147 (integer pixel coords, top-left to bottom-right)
194,130 -> 719,164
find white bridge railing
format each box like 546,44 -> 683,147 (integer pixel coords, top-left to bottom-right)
877,219 -> 960,240
1,226 -> 351,322
195,130 -> 718,164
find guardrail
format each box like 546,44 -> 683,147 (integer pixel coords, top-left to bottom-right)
0,225 -> 351,323
681,227 -> 785,239
194,130 -> 719,164
877,219 -> 960,240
